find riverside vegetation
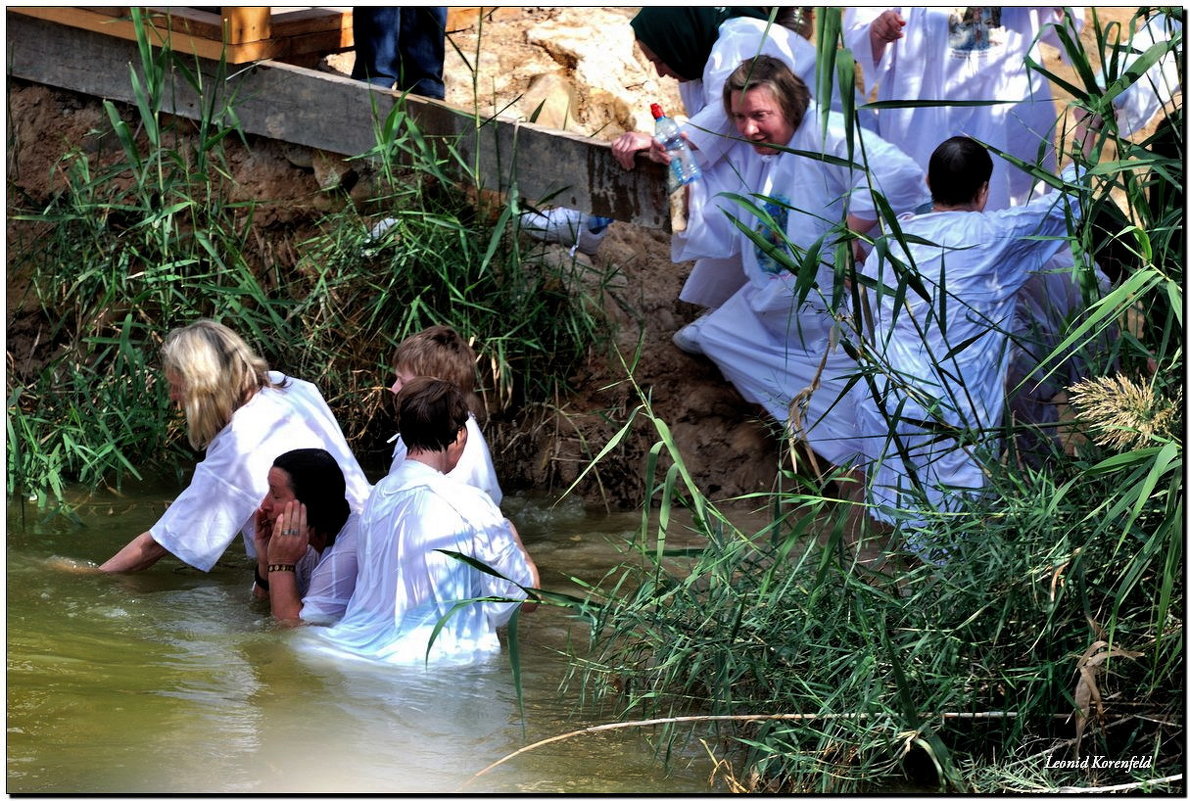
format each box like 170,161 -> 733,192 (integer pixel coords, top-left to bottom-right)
6,7 -> 1183,794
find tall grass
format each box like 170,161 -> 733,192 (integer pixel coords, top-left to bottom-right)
561,8 -> 1182,792
6,10 -> 612,501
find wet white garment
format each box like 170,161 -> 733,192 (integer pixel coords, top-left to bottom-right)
293,544 -> 322,597
299,512 -> 363,624
857,163 -> 1084,528
150,372 -> 372,572
1106,12 -> 1181,138
389,413 -> 502,505
315,460 -> 533,665
675,17 -> 819,308
674,109 -> 928,466
843,7 -> 1083,210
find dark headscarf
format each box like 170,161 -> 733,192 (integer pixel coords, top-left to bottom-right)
630,7 -> 770,82
272,448 -> 350,548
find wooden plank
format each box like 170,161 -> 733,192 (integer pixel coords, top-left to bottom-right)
8,6 -> 355,63
269,7 -> 353,39
5,11 -> 671,229
223,8 -> 271,46
10,7 -> 241,62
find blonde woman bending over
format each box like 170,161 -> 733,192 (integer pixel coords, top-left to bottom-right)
100,320 -> 371,575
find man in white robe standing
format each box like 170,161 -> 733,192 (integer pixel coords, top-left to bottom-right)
316,377 -> 538,664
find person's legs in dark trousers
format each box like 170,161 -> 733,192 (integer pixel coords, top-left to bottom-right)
351,7 -> 445,100
396,7 -> 446,99
352,7 -> 401,88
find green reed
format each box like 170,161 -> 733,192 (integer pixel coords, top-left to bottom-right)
7,10 -> 612,501
563,7 -> 1182,792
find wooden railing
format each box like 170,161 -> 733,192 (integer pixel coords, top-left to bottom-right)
7,7 -> 510,65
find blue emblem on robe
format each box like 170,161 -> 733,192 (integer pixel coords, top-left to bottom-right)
753,196 -> 792,274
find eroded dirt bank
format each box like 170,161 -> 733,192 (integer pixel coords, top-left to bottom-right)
5,7 -> 785,510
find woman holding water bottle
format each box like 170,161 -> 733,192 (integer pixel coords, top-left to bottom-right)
672,56 -> 927,470
612,7 -> 821,315
613,7 -> 818,175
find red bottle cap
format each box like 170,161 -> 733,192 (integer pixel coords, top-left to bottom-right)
650,103 -> 665,119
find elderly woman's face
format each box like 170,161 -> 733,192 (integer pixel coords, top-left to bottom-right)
730,85 -> 795,156
638,41 -> 683,81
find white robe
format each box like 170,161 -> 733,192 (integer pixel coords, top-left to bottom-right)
150,372 -> 372,572
1105,12 -> 1181,138
676,17 -> 819,309
674,109 -> 928,467
299,512 -> 363,624
857,163 -> 1084,529
314,460 -> 533,665
389,413 -> 503,505
843,7 -> 1083,211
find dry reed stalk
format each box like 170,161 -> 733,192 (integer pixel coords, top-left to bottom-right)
465,710 -> 1028,786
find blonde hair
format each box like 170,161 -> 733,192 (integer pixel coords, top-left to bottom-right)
161,320 -> 278,449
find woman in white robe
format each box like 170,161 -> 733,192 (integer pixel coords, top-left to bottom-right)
843,7 -> 1083,211
99,320 -> 371,574
614,8 -> 821,309
251,447 -> 364,624
674,55 -> 928,468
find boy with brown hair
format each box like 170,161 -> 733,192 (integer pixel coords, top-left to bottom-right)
387,325 -> 503,504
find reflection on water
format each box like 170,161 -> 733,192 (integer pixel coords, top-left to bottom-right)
6,487 -> 713,793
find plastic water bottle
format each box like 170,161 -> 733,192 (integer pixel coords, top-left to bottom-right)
651,103 -> 701,191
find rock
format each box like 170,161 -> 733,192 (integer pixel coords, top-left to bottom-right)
311,149 -> 355,191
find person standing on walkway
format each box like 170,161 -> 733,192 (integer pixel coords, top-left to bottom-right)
352,7 -> 447,100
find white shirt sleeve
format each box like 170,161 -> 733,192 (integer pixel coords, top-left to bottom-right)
671,161 -> 749,263
841,7 -> 899,87
150,459 -> 260,572
473,519 -> 534,628
150,374 -> 371,573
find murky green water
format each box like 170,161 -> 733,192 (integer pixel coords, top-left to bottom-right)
6,485 -> 714,793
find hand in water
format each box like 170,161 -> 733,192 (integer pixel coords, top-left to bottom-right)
46,555 -> 100,574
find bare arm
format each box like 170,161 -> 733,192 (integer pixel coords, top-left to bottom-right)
847,214 -> 879,266
505,520 -> 540,612
265,501 -> 310,624
99,531 -> 169,573
1072,106 -> 1101,160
